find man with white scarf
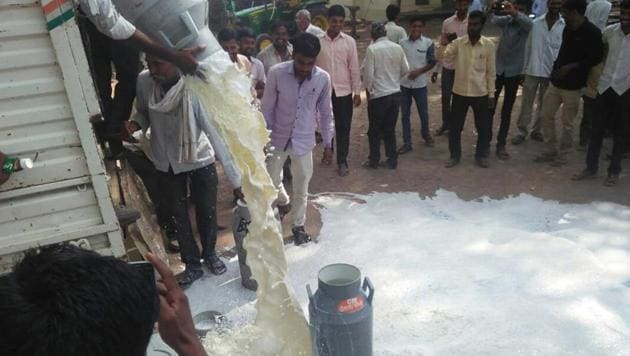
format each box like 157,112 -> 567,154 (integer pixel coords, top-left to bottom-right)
125,55 -> 242,289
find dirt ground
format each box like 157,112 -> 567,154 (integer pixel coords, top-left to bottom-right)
204,19 -> 630,268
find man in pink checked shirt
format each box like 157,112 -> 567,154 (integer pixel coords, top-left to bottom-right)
262,33 -> 334,246
316,5 -> 362,177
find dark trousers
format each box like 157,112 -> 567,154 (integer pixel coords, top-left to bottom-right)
80,16 -> 139,155
400,86 -> 430,147
123,149 -> 174,238
367,93 -> 401,165
586,88 -> 630,175
332,92 -> 354,166
440,68 -> 456,130
580,95 -> 596,145
449,94 -> 490,160
158,164 -> 219,269
489,74 -> 520,148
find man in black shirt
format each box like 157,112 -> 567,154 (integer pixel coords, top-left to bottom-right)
534,0 -> 603,166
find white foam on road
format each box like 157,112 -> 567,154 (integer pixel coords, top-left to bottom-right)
189,190 -> 630,355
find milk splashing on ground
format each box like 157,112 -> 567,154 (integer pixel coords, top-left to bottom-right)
185,51 -> 311,355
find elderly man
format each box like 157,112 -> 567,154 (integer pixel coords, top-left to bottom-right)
125,54 -> 242,289
296,9 -> 325,37
262,33 -> 334,245
362,23 -> 409,170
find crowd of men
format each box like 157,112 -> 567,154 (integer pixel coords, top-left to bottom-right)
0,1 -> 628,354
75,0 -> 630,290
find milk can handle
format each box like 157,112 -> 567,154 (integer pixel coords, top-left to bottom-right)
362,277 -> 374,304
306,284 -> 315,304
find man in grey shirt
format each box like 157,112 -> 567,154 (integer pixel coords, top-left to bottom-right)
125,55 -> 242,289
487,0 -> 533,160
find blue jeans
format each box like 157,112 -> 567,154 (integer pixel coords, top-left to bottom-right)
400,86 -> 430,147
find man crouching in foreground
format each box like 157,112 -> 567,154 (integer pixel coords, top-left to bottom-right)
0,245 -> 207,356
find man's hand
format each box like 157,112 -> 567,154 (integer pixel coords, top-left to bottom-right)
488,97 -> 496,109
431,72 -> 439,83
408,69 -> 423,80
352,93 -> 362,107
146,253 -> 207,356
233,187 -> 245,201
173,45 -> 206,75
122,121 -> 141,142
439,33 -> 449,46
321,147 -> 333,165
552,63 -> 576,81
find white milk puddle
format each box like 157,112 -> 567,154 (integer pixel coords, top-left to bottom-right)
187,190 -> 630,355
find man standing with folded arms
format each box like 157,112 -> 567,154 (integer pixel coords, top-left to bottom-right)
316,5 -> 362,177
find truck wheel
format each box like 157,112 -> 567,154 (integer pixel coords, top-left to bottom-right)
308,5 -> 328,31
256,33 -> 273,54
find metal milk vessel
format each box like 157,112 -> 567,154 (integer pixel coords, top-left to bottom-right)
307,264 -> 375,356
112,0 -> 223,60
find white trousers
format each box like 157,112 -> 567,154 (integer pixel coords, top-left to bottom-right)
266,148 -> 313,228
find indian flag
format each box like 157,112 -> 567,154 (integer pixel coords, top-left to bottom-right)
42,0 -> 75,31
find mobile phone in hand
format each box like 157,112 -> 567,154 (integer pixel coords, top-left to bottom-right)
129,261 -> 157,293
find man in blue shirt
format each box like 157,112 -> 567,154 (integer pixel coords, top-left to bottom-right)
398,17 -> 437,154
487,0 -> 533,160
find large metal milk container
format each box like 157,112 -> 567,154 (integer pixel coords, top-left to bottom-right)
307,264 -> 375,356
232,199 -> 257,290
112,0 -> 223,60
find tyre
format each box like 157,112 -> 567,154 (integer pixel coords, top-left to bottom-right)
255,33 -> 273,54
307,4 -> 328,31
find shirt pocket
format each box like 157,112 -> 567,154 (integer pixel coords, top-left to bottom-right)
473,52 -> 488,73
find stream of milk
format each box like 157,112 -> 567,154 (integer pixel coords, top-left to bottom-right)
185,51 -> 311,355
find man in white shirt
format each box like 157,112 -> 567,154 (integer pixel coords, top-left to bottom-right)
585,0 -> 612,31
398,17 -> 437,154
296,9 -> 326,37
362,23 -> 410,169
385,4 -> 408,43
76,0 -> 200,73
574,0 -> 630,186
125,55 -> 242,289
238,27 -> 266,99
257,21 -> 293,73
512,0 -> 565,145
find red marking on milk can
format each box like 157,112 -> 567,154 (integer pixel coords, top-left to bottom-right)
337,296 -> 365,314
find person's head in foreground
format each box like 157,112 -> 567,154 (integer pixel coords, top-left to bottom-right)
0,245 -> 206,356
291,32 -> 321,81
146,53 -> 180,87
271,21 -> 290,51
408,16 -> 426,39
